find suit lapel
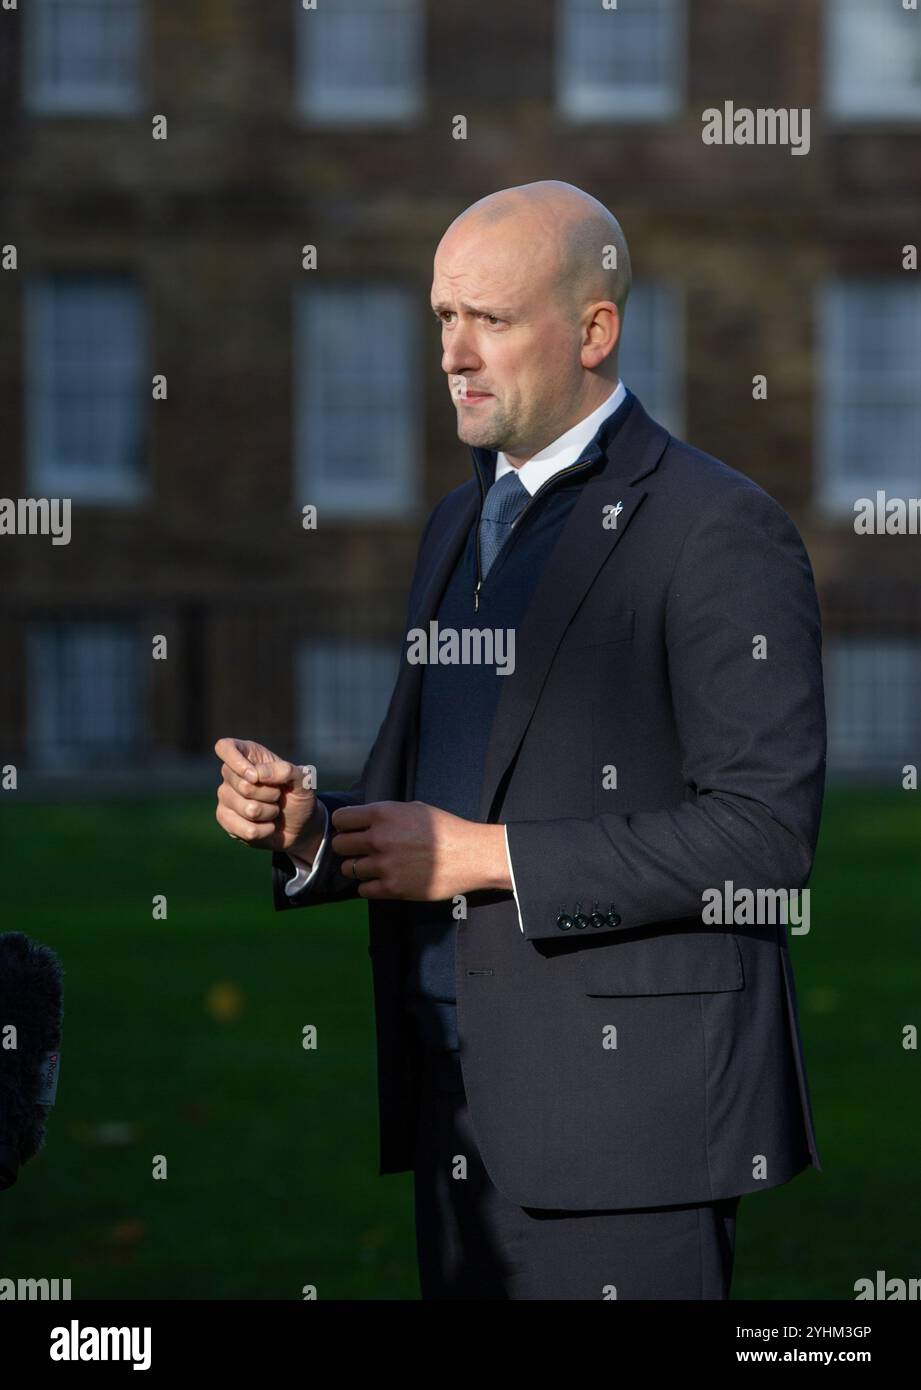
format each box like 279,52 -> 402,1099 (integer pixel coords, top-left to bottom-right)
477,479 -> 647,821
363,395 -> 671,812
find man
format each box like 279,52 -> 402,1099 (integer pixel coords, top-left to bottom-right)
215,181 -> 826,1300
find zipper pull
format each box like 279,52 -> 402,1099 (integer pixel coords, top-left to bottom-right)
474,580 -> 481,613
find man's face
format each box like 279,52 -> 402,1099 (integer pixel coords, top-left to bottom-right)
431,220 -> 580,463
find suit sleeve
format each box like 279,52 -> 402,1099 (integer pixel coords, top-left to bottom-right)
503,482 -> 827,942
271,494 -> 449,913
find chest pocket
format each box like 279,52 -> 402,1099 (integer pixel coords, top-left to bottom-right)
564,605 -> 635,650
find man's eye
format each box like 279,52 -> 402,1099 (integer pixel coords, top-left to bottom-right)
435,311 -> 502,326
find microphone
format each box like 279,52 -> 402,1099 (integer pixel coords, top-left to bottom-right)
0,933 -> 64,1190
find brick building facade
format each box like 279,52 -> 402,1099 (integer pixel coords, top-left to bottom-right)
1,0 -> 919,787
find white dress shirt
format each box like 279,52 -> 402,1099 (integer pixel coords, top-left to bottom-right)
285,378 -> 628,928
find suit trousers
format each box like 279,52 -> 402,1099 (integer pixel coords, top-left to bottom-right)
411,1053 -> 741,1300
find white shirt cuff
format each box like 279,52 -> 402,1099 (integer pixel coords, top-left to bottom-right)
504,824 -> 524,933
284,801 -> 330,898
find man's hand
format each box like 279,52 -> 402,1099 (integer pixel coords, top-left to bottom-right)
214,737 -> 324,856
330,800 -> 512,901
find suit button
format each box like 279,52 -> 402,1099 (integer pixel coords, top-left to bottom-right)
556,913 -> 573,931
573,913 -> 590,929
605,910 -> 622,928
590,911 -> 606,929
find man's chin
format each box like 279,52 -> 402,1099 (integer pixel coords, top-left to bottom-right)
456,413 -> 502,450
458,425 -> 500,451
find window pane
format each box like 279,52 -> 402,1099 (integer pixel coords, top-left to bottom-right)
817,280 -> 921,511
294,284 -> 417,517
825,638 -> 921,775
25,0 -> 143,114
298,638 -> 400,777
296,0 -> 423,121
558,0 -> 683,119
27,620 -> 145,769
826,0 -> 921,118
619,281 -> 684,435
26,275 -> 147,501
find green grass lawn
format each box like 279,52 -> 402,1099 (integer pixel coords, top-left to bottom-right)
0,788 -> 918,1299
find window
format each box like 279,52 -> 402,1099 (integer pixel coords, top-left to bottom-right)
816,280 -> 921,515
618,281 -> 684,436
826,0 -> 921,120
25,275 -> 148,502
297,638 -> 400,777
293,283 -> 419,518
27,620 -> 145,769
557,0 -> 684,121
295,0 -> 423,122
24,0 -> 143,115
825,637 -> 921,777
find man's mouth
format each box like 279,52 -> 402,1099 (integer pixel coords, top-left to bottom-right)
450,376 -> 494,405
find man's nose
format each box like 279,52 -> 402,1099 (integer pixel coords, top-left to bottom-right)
441,327 -> 481,377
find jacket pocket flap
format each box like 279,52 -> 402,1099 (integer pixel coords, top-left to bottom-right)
565,606 -> 635,649
582,930 -> 744,996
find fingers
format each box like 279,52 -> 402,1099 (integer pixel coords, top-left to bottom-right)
330,830 -> 373,857
215,799 -> 279,846
214,737 -> 259,783
212,738 -> 296,787
220,763 -> 280,804
250,757 -> 297,786
342,858 -> 379,894
331,804 -> 374,830
217,781 -> 281,825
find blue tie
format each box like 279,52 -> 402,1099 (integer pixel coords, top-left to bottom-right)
478,469 -> 530,579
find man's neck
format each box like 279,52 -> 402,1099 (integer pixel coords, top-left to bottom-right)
502,381 -> 622,468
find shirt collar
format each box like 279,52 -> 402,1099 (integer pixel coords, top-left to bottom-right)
492,379 -> 627,495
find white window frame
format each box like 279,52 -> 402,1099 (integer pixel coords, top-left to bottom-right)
556,0 -> 686,122
25,274 -> 148,503
293,282 -> 419,519
294,0 -> 424,124
815,278 -> 921,518
23,0 -> 144,116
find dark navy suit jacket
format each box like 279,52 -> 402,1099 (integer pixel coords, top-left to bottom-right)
272,392 -> 827,1211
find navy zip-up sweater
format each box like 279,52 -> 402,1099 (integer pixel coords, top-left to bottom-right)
401,394 -> 633,1070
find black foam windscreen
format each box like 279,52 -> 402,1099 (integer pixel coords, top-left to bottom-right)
0,933 -> 64,1190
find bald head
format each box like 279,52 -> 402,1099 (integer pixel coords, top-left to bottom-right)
433,182 -> 632,463
445,181 -> 632,324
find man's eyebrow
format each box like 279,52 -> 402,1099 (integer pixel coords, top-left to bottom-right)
430,300 -> 515,318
